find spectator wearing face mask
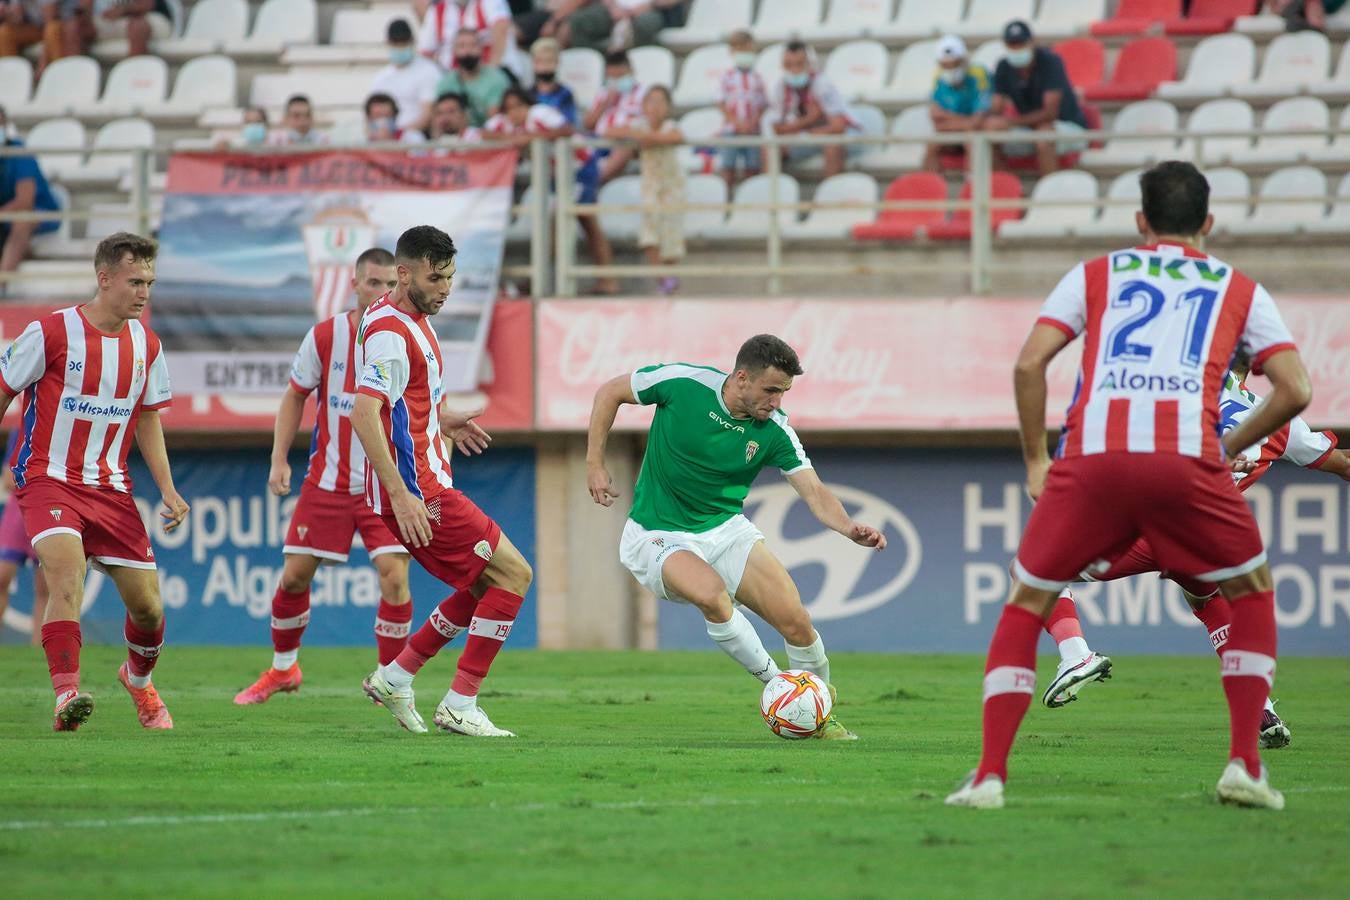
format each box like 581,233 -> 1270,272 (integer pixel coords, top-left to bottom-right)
435,28 -> 513,126
418,0 -> 526,82
583,49 -> 646,183
365,93 -> 427,144
985,19 -> 1087,175
267,95 -> 330,146
0,105 -> 61,281
769,40 -> 858,179
371,18 -> 442,135
529,37 -> 577,125
427,92 -> 483,143
924,35 -> 991,173
717,29 -> 766,189
213,105 -> 269,149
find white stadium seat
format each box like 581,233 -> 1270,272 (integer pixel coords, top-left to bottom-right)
1309,39 -> 1350,103
672,43 -> 731,108
505,184 -> 538,244
1157,34 -> 1255,103
675,106 -> 723,173
629,46 -> 676,89
1000,170 -> 1099,239
783,172 -> 879,239
14,56 -> 100,118
660,0 -> 753,48
683,174 -> 730,239
1308,103 -> 1350,164
861,104 -> 930,171
155,55 -> 237,121
1033,0 -> 1107,40
284,7 -> 408,65
597,175 -> 642,242
866,39 -> 936,104
1232,31 -> 1330,101
970,40 -> 1005,76
73,56 -> 167,119
1205,167 -> 1252,234
1075,169 -> 1144,239
1234,14 -> 1284,38
24,118 -> 86,181
822,39 -> 888,101
702,173 -> 800,239
62,118 -> 155,187
753,42 -> 787,89
155,0 -> 249,60
816,0 -> 896,41
1304,173 -> 1350,234
559,48 -> 604,111
225,0 -> 317,57
1226,166 -> 1327,235
956,0 -> 1035,39
1178,99 -> 1255,165
28,184 -> 74,259
878,0 -> 964,39
752,0 -> 822,43
1080,100 -> 1179,167
0,57 -> 33,106
1229,96 -> 1330,165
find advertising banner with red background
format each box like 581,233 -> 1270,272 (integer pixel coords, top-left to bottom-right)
536,297 -> 1350,430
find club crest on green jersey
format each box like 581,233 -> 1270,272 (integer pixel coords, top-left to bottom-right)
745,440 -> 760,463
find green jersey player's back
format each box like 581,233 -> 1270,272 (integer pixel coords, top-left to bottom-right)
628,363 -> 812,533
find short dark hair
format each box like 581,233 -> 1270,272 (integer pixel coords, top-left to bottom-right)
94,231 -> 157,272
387,18 -> 413,43
734,334 -> 803,377
1140,161 -> 1210,236
355,246 -> 395,274
395,225 -> 456,269
364,92 -> 399,118
285,94 -> 312,112
500,86 -> 532,109
604,49 -> 630,68
434,91 -> 469,111
784,40 -> 808,55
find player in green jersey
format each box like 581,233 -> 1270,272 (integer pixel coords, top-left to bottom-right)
586,334 -> 887,740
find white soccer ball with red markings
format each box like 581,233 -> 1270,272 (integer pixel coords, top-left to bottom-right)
759,669 -> 832,739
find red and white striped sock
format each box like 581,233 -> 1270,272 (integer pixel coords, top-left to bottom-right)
444,587 -> 524,710
976,604 -> 1042,785
41,619 -> 81,703
384,590 -> 478,687
270,587 -> 310,670
1045,591 -> 1090,663
124,614 -> 164,688
374,599 -> 413,666
1222,590 -> 1277,778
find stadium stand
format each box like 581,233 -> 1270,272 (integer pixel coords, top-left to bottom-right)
1080,99 -> 1180,166
1091,0 -> 1183,37
999,169 -> 1100,238
1165,0 -> 1260,37
852,171 -> 948,240
1158,33 -> 1257,103
751,0 -> 822,43
1226,164 -> 1327,235
1084,36 -> 1176,102
928,172 -> 1025,239
1054,37 -> 1107,92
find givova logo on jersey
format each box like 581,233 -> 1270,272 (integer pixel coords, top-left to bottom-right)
744,482 -> 920,621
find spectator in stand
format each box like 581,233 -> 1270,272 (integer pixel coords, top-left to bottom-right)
427,91 -> 483,142
59,0 -> 170,58
515,0 -> 585,48
583,49 -> 647,183
0,105 -> 61,281
769,40 -> 858,179
985,19 -> 1087,175
0,1 -> 60,65
606,85 -> 685,295
1277,0 -> 1346,31
268,95 -> 329,146
717,29 -> 767,190
925,35 -> 992,173
566,0 -> 676,52
529,37 -> 577,124
435,29 -> 513,126
213,105 -> 269,150
371,19 -> 442,136
365,93 -> 427,144
486,86 -> 616,294
419,0 -> 526,81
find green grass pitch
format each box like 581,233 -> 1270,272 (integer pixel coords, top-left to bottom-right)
2,646 -> 1348,898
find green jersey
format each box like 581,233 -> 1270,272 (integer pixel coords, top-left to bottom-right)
628,364 -> 812,533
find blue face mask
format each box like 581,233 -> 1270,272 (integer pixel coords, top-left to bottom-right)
389,47 -> 415,66
784,71 -> 810,89
241,122 -> 267,145
608,75 -> 635,94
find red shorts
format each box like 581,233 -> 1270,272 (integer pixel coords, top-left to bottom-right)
1015,453 -> 1266,591
285,483 -> 404,563
17,477 -> 155,570
382,488 -> 501,591
1094,537 -> 1219,600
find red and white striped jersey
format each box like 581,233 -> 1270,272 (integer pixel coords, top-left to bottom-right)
355,295 -> 454,514
1220,372 -> 1337,490
593,83 -> 648,135
718,68 -> 768,132
417,0 -> 509,70
0,306 -> 171,492
1040,242 -> 1296,462
289,311 -> 366,495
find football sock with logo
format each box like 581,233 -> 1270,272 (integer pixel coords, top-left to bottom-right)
1222,591 -> 1277,778
384,590 -> 478,688
42,619 -> 82,702
976,604 -> 1042,785
270,587 -> 310,670
1191,593 -> 1232,658
784,633 -> 830,686
1044,592 -> 1090,663
374,598 -> 413,666
124,615 -> 163,688
706,609 -> 780,684
445,587 -> 524,709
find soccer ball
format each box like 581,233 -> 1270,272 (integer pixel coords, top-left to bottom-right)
759,669 -> 832,739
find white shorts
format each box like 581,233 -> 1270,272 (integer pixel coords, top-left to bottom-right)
619,515 -> 765,604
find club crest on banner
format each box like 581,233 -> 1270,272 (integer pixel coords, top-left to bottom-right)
303,209 -> 377,321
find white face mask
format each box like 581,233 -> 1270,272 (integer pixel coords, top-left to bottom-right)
940,67 -> 966,86
1007,47 -> 1033,68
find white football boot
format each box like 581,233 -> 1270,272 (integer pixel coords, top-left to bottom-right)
1216,760 -> 1285,810
1042,652 -> 1113,708
433,702 -> 516,737
944,770 -> 1005,809
362,669 -> 427,734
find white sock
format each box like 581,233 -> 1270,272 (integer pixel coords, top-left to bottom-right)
126,671 -> 152,689
785,633 -> 830,685
1058,636 -> 1090,664
382,661 -> 414,691
1264,697 -> 1277,715
705,609 -> 780,684
442,689 -> 475,712
272,650 -> 298,671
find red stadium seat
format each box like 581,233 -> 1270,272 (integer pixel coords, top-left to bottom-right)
852,173 -> 948,241
1090,0 -> 1181,36
1165,0 -> 1258,36
1055,38 -> 1107,94
1084,38 -> 1176,102
927,173 -> 1024,241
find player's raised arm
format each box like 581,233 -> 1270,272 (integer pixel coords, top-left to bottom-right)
1013,323 -> 1073,500
1222,350 -> 1312,463
785,468 -> 886,550
585,373 -> 638,507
